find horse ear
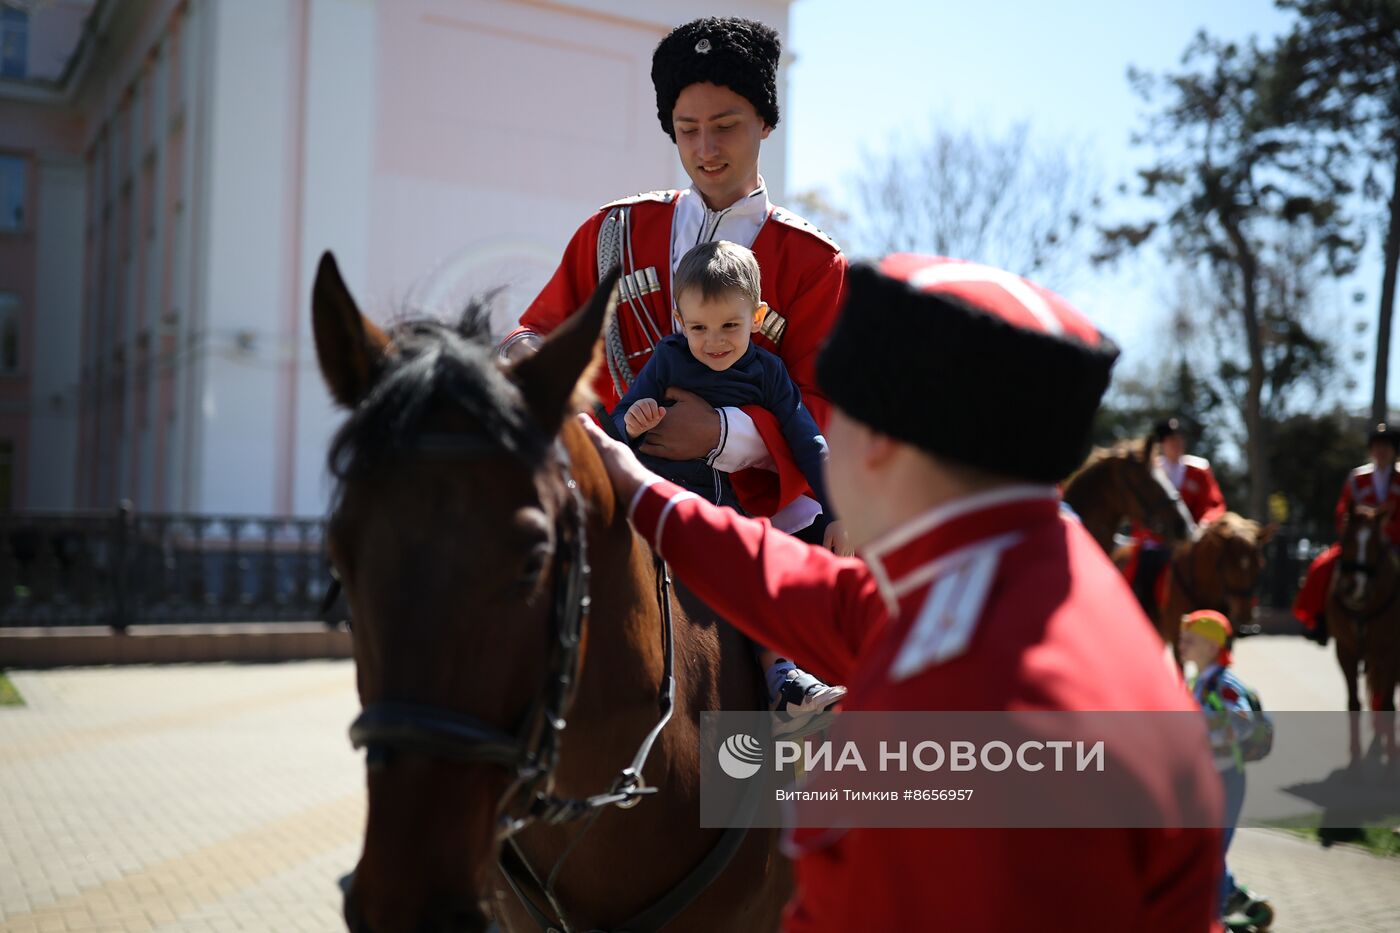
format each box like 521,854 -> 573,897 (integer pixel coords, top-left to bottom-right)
312,252 -> 389,408
512,267 -> 621,434
1258,521 -> 1279,545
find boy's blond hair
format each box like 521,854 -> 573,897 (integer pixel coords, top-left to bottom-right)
673,240 -> 762,311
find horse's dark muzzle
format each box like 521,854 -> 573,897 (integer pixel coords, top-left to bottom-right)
344,877 -> 491,933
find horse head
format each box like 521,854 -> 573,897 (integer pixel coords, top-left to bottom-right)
1337,499 -> 1395,611
1182,513 -> 1273,637
313,252 -> 620,933
1063,435 -> 1195,552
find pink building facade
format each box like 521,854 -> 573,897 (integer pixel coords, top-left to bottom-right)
0,0 -> 795,515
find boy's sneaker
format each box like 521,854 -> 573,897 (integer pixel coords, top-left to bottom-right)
1223,885 -> 1273,932
771,667 -> 847,737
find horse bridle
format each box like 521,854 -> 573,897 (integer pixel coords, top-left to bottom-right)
347,428 -> 675,839
345,412 -> 763,933
1335,533 -> 1400,621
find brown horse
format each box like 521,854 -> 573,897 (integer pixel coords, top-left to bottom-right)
1061,436 -> 1195,555
1155,513 -> 1273,648
312,255 -> 789,933
1329,501 -> 1400,723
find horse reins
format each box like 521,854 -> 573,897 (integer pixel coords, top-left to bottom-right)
1120,463 -> 1192,538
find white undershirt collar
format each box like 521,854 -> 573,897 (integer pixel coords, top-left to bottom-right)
669,178 -> 771,287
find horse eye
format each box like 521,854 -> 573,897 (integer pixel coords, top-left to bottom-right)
516,543 -> 551,591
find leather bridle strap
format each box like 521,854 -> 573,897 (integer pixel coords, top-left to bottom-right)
349,703 -> 520,767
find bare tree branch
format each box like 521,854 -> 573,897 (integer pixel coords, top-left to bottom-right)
842,118 -> 1102,289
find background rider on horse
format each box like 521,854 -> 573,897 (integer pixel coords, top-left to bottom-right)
1126,417 -> 1227,616
1293,422 -> 1400,645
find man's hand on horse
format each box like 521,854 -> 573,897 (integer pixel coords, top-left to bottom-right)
576,413 -> 658,504
637,387 -> 721,460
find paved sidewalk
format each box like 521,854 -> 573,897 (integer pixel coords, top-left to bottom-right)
1230,828 -> 1400,932
1232,633 -> 1351,711
1225,634 -> 1400,932
1,643 -> 1396,932
0,662 -> 364,932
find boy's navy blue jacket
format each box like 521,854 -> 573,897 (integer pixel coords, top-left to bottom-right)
613,334 -> 832,512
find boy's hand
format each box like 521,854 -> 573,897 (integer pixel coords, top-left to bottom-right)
576,414 -> 658,505
624,398 -> 666,438
823,520 -> 852,557
639,387 -> 720,459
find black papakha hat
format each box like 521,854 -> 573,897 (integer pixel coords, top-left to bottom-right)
1368,422 -> 1400,449
816,255 -> 1120,484
1154,418 -> 1182,441
651,17 -> 781,141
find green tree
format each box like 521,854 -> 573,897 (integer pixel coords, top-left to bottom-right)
1274,0 -> 1400,424
1268,411 -> 1369,536
1100,32 -> 1361,519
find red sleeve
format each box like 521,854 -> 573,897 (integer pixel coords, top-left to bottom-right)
630,479 -> 882,685
1335,474 -> 1353,535
774,249 -> 846,428
1195,466 -> 1226,525
507,212 -> 606,343
730,250 -> 848,515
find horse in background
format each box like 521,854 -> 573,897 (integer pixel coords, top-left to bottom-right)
1062,436 -> 1196,555
1155,512 -> 1274,650
1329,501 -> 1400,764
313,255 -> 789,933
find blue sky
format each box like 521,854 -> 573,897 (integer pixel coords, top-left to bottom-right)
783,0 -> 1381,408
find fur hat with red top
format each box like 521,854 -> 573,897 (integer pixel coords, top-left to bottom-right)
651,17 -> 781,141
816,255 -> 1119,483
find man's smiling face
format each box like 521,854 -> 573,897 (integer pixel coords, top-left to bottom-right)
671,82 -> 771,210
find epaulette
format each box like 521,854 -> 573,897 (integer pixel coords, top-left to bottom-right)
1353,463 -> 1376,478
1183,454 -> 1212,470
601,189 -> 679,210
886,533 -> 1017,680
769,208 -> 841,252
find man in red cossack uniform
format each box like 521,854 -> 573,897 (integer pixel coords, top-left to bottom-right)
502,16 -> 845,536
1293,422 -> 1400,645
579,255 -> 1224,932
1125,418 -> 1227,616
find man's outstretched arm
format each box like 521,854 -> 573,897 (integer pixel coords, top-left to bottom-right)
577,415 -> 880,685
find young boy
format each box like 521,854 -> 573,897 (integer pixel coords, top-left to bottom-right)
1178,610 -> 1274,932
613,239 -> 847,721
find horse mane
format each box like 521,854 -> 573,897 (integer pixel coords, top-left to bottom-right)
1065,436 -> 1151,486
326,301 -> 550,488
1202,511 -> 1262,544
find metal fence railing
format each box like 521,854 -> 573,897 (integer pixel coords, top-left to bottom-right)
0,505 -> 335,630
1,505 -> 1331,631
1260,528 -> 1328,613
